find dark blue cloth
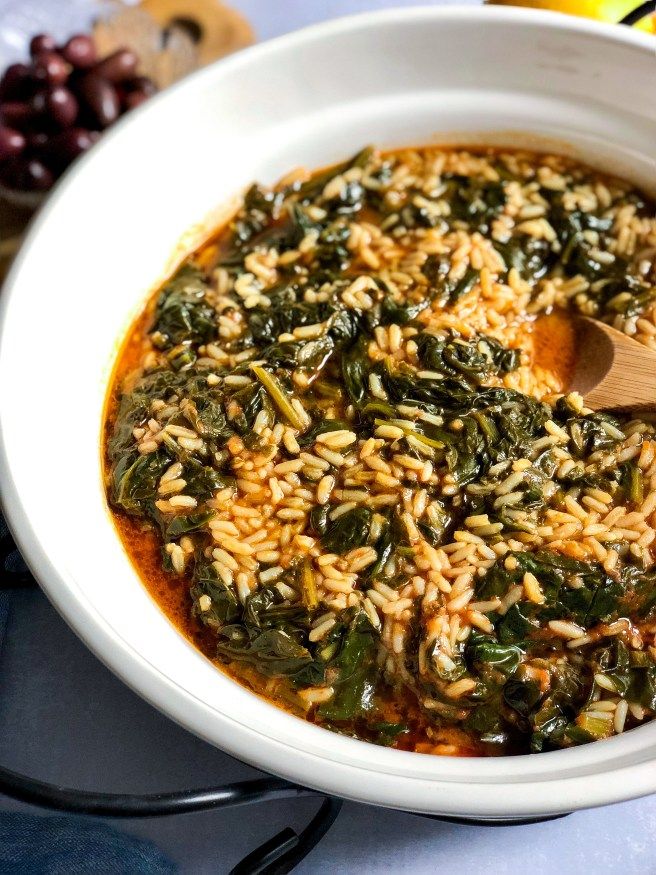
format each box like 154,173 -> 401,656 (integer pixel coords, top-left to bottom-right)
0,518 -> 176,874
0,813 -> 175,874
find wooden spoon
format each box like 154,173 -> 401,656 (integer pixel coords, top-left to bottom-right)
569,317 -> 656,412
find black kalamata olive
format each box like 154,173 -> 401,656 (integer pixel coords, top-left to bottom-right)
0,156 -> 53,191
0,102 -> 33,130
61,34 -> 96,69
22,158 -> 53,190
0,125 -> 26,161
26,131 -> 49,158
93,49 -> 138,83
0,63 -> 34,101
123,90 -> 150,111
30,89 -> 48,115
0,156 -> 21,187
47,126 -> 97,170
78,73 -> 119,128
29,33 -> 57,57
45,85 -> 78,127
33,51 -> 70,85
124,75 -> 157,97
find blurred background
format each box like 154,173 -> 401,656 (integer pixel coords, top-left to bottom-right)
0,0 -> 653,61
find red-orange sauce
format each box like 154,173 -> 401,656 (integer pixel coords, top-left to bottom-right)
531,309 -> 577,388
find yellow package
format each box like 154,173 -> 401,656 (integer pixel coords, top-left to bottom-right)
486,1 -> 655,31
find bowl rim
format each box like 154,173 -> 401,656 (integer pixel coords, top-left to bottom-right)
2,3 -> 656,818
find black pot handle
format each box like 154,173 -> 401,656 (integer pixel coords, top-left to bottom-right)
619,1 -> 656,25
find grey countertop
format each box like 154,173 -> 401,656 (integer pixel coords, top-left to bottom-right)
1,1 -> 655,872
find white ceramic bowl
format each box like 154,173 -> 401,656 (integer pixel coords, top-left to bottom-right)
1,5 -> 656,820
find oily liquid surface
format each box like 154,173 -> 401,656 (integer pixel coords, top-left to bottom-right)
530,310 -> 576,385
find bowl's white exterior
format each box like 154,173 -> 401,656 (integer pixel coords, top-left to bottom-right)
1,6 -> 656,819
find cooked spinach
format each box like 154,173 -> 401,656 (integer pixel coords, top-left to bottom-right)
465,633 -> 522,677
112,450 -> 171,516
151,265 -> 216,349
191,562 -> 241,627
217,626 -> 318,679
622,566 -> 656,619
341,339 -> 370,408
366,511 -> 408,582
503,678 -> 542,718
496,236 -> 552,282
369,721 -> 410,746
164,509 -> 215,540
478,550 -> 627,637
627,663 -> 656,711
376,294 -> 429,326
421,256 -> 480,303
416,331 -> 520,381
213,590 -> 381,717
216,586 -> 320,682
231,183 -> 284,246
443,174 -> 507,234
108,370 -> 185,459
318,507 -> 373,555
318,610 -> 379,721
295,146 -> 373,204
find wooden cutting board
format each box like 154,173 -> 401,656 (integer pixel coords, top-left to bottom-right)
94,0 -> 254,88
0,0 -> 255,284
